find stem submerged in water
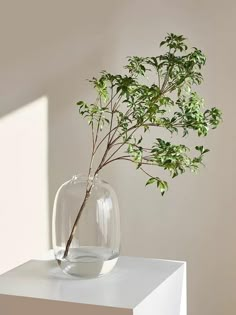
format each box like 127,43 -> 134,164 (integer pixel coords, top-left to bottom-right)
62,184 -> 93,259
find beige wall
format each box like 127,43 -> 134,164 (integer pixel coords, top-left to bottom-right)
0,1 -> 235,314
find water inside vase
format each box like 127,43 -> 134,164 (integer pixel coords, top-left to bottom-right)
56,246 -> 119,278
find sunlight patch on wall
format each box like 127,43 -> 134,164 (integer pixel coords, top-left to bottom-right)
0,97 -> 49,274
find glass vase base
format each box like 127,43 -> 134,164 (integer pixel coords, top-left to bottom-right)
56,247 -> 119,278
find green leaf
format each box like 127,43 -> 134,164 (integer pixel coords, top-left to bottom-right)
137,136 -> 143,145
195,145 -> 204,153
145,178 -> 157,186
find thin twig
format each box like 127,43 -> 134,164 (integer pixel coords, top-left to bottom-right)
139,167 -> 154,178
107,86 -> 114,145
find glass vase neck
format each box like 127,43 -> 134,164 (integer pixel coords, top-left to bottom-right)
71,173 -> 100,183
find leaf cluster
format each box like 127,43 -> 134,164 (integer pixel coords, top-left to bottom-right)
76,33 -> 222,195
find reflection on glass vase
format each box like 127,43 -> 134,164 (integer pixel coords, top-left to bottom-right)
52,174 -> 120,278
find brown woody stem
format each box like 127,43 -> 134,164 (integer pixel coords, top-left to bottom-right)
62,185 -> 93,259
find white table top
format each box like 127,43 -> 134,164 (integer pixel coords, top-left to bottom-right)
0,255 -> 184,309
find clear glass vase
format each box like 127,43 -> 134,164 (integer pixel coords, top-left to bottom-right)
52,174 -> 120,278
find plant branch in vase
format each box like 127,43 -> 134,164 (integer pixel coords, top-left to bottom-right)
53,33 -> 222,277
